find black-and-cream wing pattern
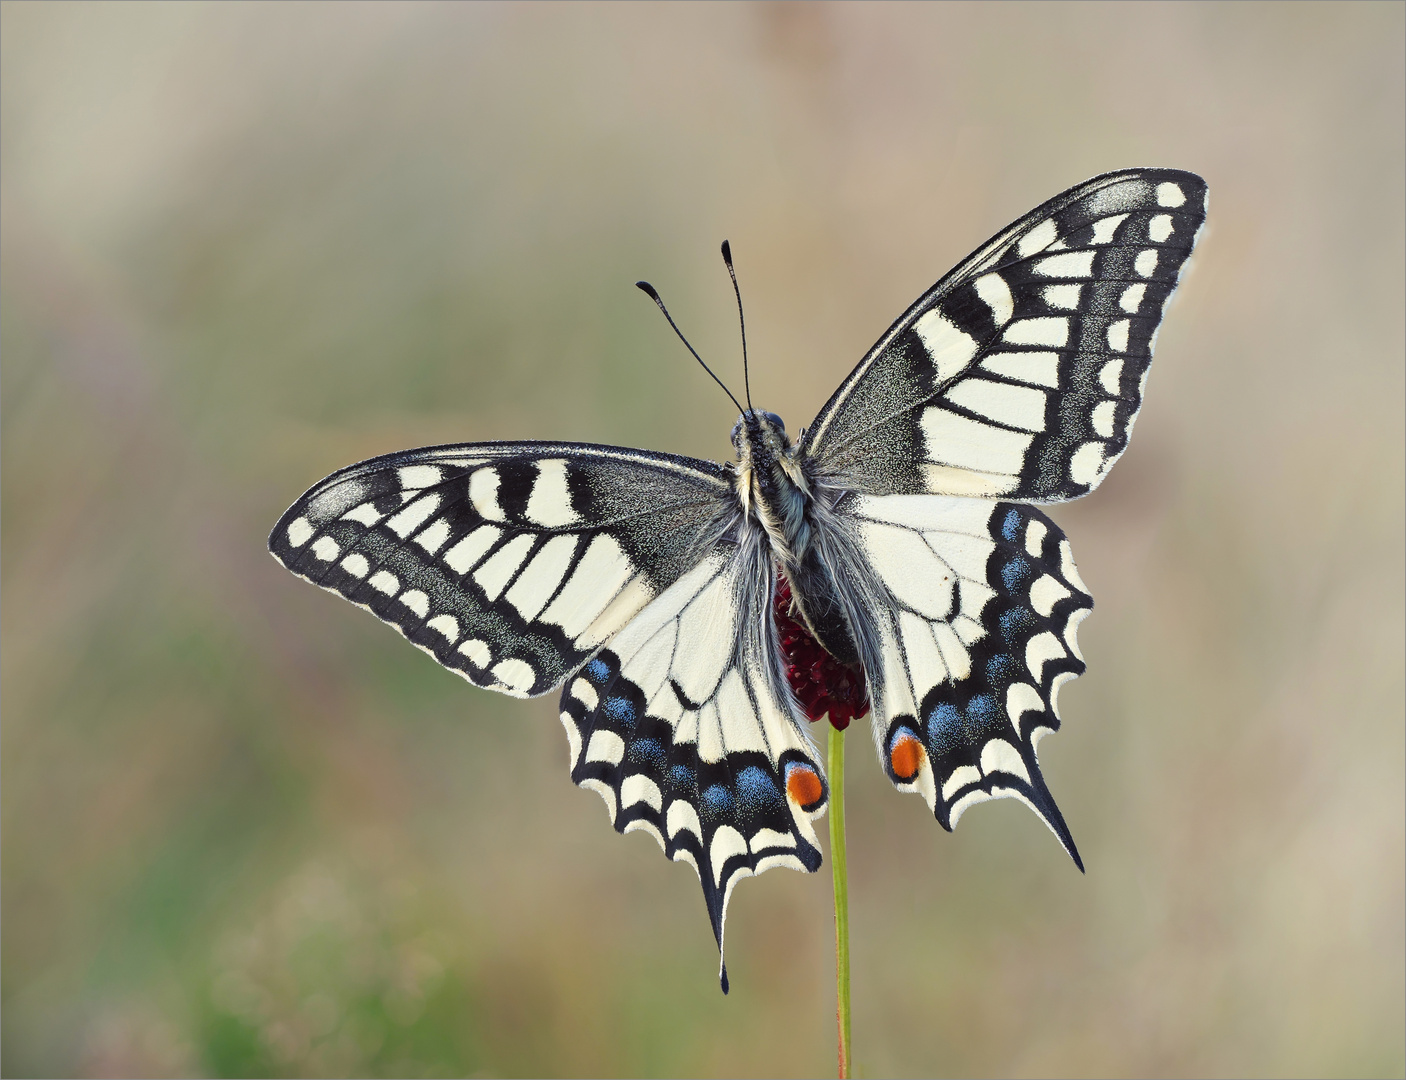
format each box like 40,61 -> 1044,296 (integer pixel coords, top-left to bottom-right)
269,442 -> 733,697
559,540 -> 827,991
270,440 -> 827,987
801,168 -> 1207,502
842,494 -> 1092,859
271,166 -> 1205,992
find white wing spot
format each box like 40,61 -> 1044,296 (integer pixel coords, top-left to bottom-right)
1119,283 -> 1147,313
1042,283 -> 1082,311
1016,218 -> 1058,257
458,638 -> 490,667
426,614 -> 460,642
398,465 -> 442,490
341,502 -> 383,527
341,553 -> 370,578
974,273 -> 1014,326
980,739 -> 1031,783
286,518 -> 314,547
1024,518 -> 1047,558
492,657 -> 536,695
1099,359 -> 1124,395
709,826 -> 748,887
414,518 -> 452,555
912,310 -> 978,384
1149,214 -> 1174,242
369,570 -> 400,596
941,765 -> 982,802
1135,249 -> 1159,277
1091,400 -> 1117,438
1090,213 -> 1128,244
585,729 -> 625,766
750,828 -> 797,852
621,774 -> 663,811
525,459 -> 581,528
1059,538 -> 1090,593
311,536 -> 340,562
1049,669 -> 1077,721
1003,317 -> 1069,348
398,589 -> 429,618
1030,574 -> 1073,617
1025,631 -> 1065,683
569,677 -> 598,711
1106,319 -> 1130,352
386,494 -> 441,539
1033,250 -> 1094,278
469,468 -> 506,522
1006,682 -> 1045,732
1069,441 -> 1105,486
980,351 -> 1060,389
1156,182 -> 1185,207
443,525 -> 502,575
667,800 -> 702,841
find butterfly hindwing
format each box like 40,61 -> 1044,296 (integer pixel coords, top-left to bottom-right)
559,542 -> 827,989
845,494 -> 1092,861
269,442 -> 733,698
801,168 -> 1206,502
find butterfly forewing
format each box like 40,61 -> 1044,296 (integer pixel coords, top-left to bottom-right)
270,442 -> 733,697
801,168 -> 1207,502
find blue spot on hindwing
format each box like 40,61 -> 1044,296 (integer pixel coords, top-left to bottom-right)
925,702 -> 963,750
1001,508 -> 1023,542
985,653 -> 1017,686
585,658 -> 611,684
999,606 -> 1038,643
602,695 -> 636,727
967,694 -> 1001,727
735,767 -> 784,816
628,738 -> 665,772
1001,556 -> 1035,593
700,784 -> 734,825
667,763 -> 695,794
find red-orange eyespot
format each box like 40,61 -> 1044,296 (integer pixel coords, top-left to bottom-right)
786,766 -> 824,808
889,735 -> 925,781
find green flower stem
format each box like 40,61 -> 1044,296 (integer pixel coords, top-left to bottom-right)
828,722 -> 852,1079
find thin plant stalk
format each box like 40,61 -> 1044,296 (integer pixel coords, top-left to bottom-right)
828,722 -> 852,1079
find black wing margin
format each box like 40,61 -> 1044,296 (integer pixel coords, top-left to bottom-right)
269,442 -> 733,697
801,168 -> 1207,502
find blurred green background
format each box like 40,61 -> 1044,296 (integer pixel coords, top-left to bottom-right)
3,2 -> 1402,1076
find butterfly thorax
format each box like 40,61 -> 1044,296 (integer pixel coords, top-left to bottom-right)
732,410 -> 863,668
731,410 -> 811,559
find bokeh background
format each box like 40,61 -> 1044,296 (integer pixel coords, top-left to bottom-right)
3,2 -> 1402,1077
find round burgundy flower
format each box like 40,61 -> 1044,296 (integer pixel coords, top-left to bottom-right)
773,574 -> 869,731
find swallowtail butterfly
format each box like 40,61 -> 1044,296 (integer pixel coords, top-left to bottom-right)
270,168 -> 1207,992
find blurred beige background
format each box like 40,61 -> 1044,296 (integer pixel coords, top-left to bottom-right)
2,2 -> 1402,1077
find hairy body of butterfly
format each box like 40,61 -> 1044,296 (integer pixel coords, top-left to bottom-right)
270,168 -> 1207,993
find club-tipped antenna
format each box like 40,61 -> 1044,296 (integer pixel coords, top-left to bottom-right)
720,240 -> 752,411
636,281 -> 745,416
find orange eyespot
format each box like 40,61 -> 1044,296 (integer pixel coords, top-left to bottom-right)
889,735 -> 925,781
786,766 -> 824,808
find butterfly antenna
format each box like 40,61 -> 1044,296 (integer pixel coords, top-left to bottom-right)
636,281 -> 746,415
720,241 -> 753,412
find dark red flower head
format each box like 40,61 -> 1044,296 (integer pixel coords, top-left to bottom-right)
773,573 -> 870,731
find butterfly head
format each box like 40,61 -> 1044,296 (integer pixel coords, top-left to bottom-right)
730,409 -> 791,458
